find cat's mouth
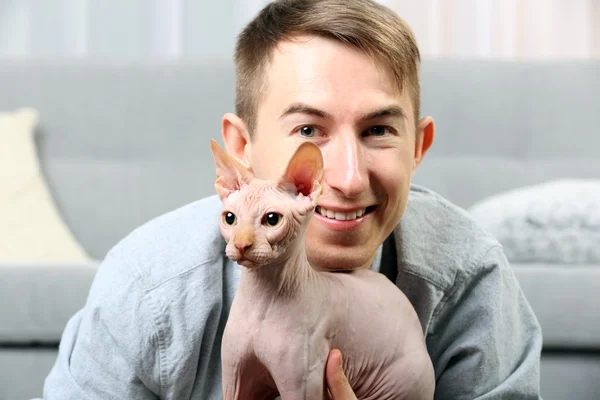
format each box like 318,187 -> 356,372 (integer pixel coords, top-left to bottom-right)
228,247 -> 275,268
230,253 -> 266,269
315,205 -> 376,221
236,258 -> 262,268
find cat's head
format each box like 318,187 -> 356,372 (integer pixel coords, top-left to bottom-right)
210,139 -> 323,268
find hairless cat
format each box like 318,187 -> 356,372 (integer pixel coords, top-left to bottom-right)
211,139 -> 435,400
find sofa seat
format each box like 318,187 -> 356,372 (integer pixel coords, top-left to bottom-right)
513,264 -> 600,350
0,262 -> 98,343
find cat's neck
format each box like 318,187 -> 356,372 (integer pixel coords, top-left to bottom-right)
238,237 -> 315,300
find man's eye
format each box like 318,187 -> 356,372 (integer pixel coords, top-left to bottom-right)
299,126 -> 316,137
366,126 -> 389,136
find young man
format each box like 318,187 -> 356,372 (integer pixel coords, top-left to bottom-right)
44,0 -> 543,399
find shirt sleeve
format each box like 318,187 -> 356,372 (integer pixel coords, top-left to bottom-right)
43,250 -> 162,400
427,245 -> 543,400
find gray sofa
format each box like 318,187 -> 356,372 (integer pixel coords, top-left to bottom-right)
1,59 -> 598,399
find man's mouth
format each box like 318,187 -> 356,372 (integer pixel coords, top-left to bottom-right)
315,206 -> 377,221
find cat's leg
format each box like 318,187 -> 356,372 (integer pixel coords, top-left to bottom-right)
269,343 -> 329,400
223,347 -> 279,400
273,360 -> 328,400
221,351 -> 243,400
221,328 -> 254,400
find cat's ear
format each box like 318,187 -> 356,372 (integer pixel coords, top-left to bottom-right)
279,142 -> 323,205
210,138 -> 254,200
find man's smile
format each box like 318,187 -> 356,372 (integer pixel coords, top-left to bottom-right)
313,205 -> 378,232
315,205 -> 377,221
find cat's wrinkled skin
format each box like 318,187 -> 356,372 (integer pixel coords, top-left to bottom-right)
211,139 -> 435,400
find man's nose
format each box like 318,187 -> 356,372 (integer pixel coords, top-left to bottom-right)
323,135 -> 368,199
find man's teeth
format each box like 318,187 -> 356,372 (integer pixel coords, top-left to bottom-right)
317,207 -> 366,221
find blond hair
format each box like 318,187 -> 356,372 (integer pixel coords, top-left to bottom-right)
235,0 -> 421,136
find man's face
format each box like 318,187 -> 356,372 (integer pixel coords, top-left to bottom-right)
228,35 -> 432,271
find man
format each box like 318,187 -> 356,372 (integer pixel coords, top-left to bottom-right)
44,0 -> 543,398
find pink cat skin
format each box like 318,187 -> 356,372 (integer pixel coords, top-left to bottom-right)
211,139 -> 435,400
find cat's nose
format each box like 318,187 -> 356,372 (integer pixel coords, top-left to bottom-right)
234,241 -> 252,254
233,230 -> 254,254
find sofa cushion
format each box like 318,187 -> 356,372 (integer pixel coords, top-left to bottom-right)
0,61 -> 235,259
0,109 -> 90,262
467,180 -> 600,264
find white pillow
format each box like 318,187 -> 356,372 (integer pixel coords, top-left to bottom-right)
0,108 -> 89,262
468,179 -> 600,264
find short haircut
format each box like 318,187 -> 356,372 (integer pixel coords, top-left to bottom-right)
234,0 -> 421,137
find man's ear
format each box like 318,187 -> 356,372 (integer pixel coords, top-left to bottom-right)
222,112 -> 251,164
413,116 -> 435,173
210,138 -> 254,201
278,142 -> 324,206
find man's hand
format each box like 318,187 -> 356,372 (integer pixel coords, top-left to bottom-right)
326,349 -> 358,400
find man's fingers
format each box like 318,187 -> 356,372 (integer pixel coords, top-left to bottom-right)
326,349 -> 357,400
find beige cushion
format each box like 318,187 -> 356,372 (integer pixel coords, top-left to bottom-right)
0,108 -> 89,262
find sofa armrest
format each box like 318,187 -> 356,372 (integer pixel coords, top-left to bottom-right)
0,261 -> 99,343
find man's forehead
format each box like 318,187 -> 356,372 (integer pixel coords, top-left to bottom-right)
264,36 -> 407,104
271,35 -> 321,57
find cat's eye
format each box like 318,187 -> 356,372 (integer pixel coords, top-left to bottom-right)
223,212 -> 237,226
263,212 -> 282,227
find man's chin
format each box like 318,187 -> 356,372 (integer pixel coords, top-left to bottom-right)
305,229 -> 378,269
306,245 -> 376,272
313,264 -> 361,273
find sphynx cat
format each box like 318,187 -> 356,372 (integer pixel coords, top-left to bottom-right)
211,139 -> 435,400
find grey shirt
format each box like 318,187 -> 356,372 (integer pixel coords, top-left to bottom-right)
43,185 -> 543,399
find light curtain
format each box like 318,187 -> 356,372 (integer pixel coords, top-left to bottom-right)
0,0 -> 598,59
